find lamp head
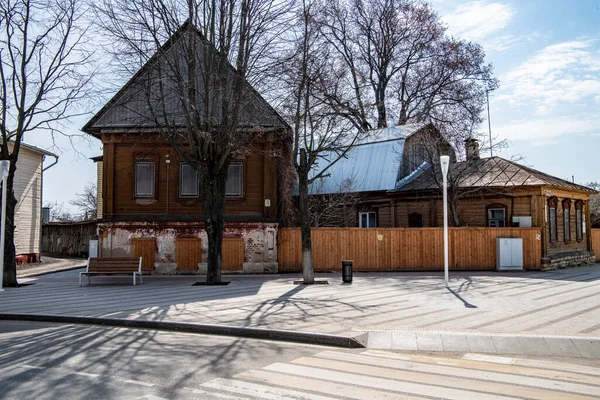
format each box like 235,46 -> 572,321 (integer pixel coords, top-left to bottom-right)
440,155 -> 450,176
0,160 -> 9,179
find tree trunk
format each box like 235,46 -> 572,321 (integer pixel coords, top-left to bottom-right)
202,172 -> 227,284
1,166 -> 18,287
298,149 -> 314,284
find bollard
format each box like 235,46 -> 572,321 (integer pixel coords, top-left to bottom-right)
341,260 -> 353,283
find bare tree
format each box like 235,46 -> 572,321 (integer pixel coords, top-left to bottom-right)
94,0 -> 291,284
318,0 -> 497,136
309,178 -> 361,227
43,201 -> 76,223
587,182 -> 600,228
70,182 -> 97,220
278,0 -> 364,284
0,0 -> 93,287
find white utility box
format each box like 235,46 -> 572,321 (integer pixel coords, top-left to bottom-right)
89,240 -> 99,258
496,238 -> 523,271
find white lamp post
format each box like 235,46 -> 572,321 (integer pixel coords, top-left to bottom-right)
440,155 -> 450,287
0,160 -> 9,292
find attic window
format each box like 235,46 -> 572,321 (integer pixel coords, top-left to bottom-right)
135,161 -> 155,198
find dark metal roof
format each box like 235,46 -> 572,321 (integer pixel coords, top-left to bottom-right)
392,157 -> 597,194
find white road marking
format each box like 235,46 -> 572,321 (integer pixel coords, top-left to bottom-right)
73,372 -> 99,378
19,364 -> 45,370
183,387 -> 249,399
463,353 -> 515,364
125,379 -> 155,387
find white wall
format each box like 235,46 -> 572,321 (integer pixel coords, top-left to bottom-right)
13,146 -> 43,255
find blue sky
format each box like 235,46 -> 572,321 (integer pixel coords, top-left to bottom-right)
31,0 -> 600,211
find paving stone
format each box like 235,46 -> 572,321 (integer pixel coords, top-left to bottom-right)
367,332 -> 392,349
518,336 -> 552,356
416,333 -> 443,351
544,338 -> 581,357
466,335 -> 497,354
571,339 -> 600,359
391,332 -> 418,351
491,336 -> 524,355
441,334 -> 470,352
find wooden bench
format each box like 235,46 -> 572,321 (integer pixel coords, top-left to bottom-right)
80,257 -> 143,287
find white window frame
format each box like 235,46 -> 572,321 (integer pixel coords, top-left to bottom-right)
179,162 -> 199,197
135,161 -> 155,198
359,211 -> 377,228
226,162 -> 243,197
488,208 -> 506,227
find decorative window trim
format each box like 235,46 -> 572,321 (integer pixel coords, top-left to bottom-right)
486,203 -> 507,227
575,200 -> 584,242
226,161 -> 244,197
179,162 -> 199,198
563,199 -> 571,243
359,211 -> 377,228
548,197 -> 558,244
134,161 -> 156,198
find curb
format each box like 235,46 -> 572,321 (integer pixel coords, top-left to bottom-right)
0,313 -> 364,349
17,265 -> 86,278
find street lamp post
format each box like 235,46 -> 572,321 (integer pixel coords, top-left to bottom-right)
440,156 -> 450,287
0,160 -> 10,292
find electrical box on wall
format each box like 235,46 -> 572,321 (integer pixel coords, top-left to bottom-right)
496,238 -> 523,271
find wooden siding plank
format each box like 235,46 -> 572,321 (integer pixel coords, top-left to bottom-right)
592,230 -> 600,262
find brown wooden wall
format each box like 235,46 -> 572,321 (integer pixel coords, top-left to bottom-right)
592,229 -> 600,261
101,133 -> 279,220
278,227 -> 542,272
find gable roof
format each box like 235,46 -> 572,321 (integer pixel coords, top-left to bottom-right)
308,123 -> 430,195
82,22 -> 288,137
392,156 -> 597,194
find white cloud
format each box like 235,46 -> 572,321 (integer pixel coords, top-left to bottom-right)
493,113 -> 600,142
500,39 -> 600,113
442,1 -> 515,42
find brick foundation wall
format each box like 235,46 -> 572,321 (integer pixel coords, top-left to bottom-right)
541,251 -> 596,271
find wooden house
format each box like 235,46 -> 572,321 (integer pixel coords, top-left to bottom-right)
83,24 -> 290,274
8,142 -> 58,264
310,124 -> 597,269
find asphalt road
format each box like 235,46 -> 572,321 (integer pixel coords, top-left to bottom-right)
0,320 -> 332,399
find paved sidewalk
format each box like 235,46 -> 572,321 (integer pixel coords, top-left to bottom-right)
2,264 -> 600,357
17,255 -> 87,278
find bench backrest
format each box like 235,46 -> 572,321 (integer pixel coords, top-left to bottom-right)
87,257 -> 142,273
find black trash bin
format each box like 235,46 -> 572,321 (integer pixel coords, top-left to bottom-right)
341,260 -> 353,283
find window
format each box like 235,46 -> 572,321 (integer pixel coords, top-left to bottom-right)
409,213 -> 423,228
359,211 -> 376,228
548,197 -> 558,243
179,163 -> 199,197
563,199 -> 571,242
226,162 -> 243,197
135,161 -> 155,198
575,201 -> 584,242
487,208 -> 506,227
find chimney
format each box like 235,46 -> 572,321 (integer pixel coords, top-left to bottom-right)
465,137 -> 480,161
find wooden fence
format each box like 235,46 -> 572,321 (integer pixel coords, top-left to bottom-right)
42,221 -> 97,257
593,229 -> 600,262
278,227 -> 543,272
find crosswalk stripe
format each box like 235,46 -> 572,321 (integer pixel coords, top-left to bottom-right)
318,350 -> 600,388
463,353 -> 600,377
264,362 -> 520,400
201,378 -> 339,400
293,355 -> 600,400
236,368 -> 426,400
365,349 -> 600,381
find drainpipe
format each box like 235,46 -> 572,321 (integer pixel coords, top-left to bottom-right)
39,154 -> 59,262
